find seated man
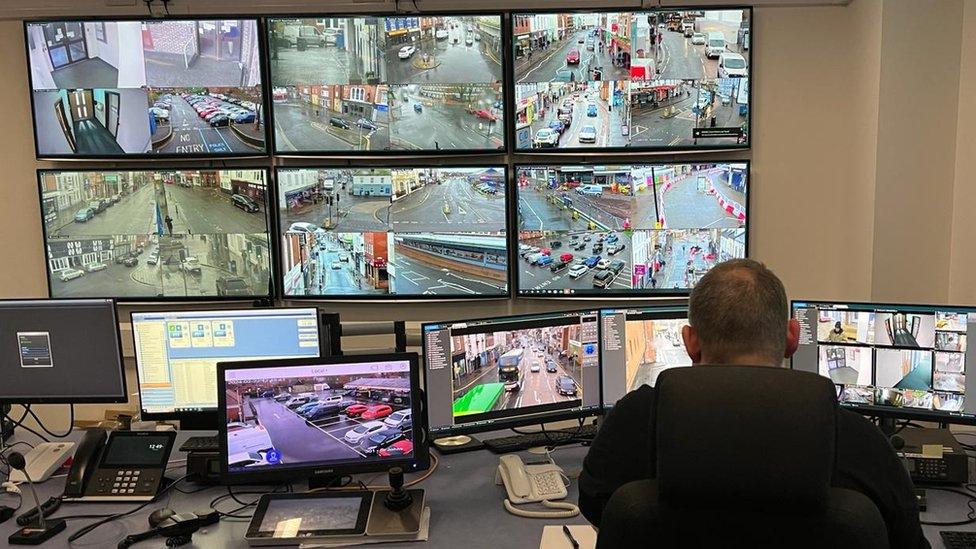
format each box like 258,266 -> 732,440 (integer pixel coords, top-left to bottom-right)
579,259 -> 928,549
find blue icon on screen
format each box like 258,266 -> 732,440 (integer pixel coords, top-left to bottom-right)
584,343 -> 596,355
266,448 -> 282,465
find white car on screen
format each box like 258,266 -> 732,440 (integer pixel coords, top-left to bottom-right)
289,222 -> 321,234
596,258 -> 611,270
717,53 -> 748,78
578,125 -> 597,144
568,264 -> 589,278
58,268 -> 85,282
343,421 -> 387,444
227,424 -> 274,456
398,45 -> 416,59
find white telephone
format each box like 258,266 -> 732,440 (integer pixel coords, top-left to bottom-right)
495,455 -> 579,518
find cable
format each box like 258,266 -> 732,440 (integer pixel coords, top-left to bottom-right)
919,487 -> 976,526
25,405 -> 73,438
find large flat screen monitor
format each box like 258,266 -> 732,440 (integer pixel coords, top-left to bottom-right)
423,310 -> 601,436
599,305 -> 689,408
0,299 -> 126,403
511,8 -> 750,152
277,165 -> 509,299
38,168 -> 274,300
132,308 -> 321,420
266,14 -> 505,154
217,353 -> 429,483
25,18 -> 268,159
792,301 -> 976,425
514,161 -> 748,297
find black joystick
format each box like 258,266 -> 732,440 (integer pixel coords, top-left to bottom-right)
384,467 -> 413,512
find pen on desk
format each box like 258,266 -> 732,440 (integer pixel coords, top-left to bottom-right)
562,525 -> 580,549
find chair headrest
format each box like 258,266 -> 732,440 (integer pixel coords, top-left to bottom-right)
655,365 -> 838,510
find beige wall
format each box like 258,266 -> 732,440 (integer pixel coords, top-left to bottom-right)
950,0 -> 976,303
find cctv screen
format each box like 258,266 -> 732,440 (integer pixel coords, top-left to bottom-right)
267,15 -> 504,153
512,9 -> 750,151
26,19 -> 266,158
423,311 -> 601,434
792,301 -> 976,421
222,358 -> 416,473
600,306 -> 690,407
132,308 -> 320,414
515,162 -> 747,296
38,169 -> 273,300
277,166 -> 508,298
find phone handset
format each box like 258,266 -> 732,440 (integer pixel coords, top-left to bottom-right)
63,428 -> 107,498
495,455 -> 579,518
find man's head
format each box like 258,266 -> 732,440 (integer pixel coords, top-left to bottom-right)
682,259 -> 800,366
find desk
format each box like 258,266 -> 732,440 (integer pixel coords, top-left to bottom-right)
0,430 -> 969,548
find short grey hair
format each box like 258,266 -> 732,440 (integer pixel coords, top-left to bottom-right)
688,259 -> 789,364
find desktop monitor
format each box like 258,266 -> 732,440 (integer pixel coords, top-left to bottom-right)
423,310 -> 602,436
131,308 -> 321,426
791,301 -> 976,424
217,352 -> 429,484
599,305 -> 690,407
0,299 -> 126,403
25,18 -> 268,159
277,165 -> 510,299
514,161 -> 748,297
511,8 -> 751,152
266,14 -> 505,154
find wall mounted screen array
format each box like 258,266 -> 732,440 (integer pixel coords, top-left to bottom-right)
792,301 -> 976,424
132,308 -> 320,416
511,8 -> 750,152
26,18 -> 267,159
267,15 -> 505,154
423,310 -> 601,435
277,166 -> 509,298
515,161 -> 747,296
38,168 -> 274,300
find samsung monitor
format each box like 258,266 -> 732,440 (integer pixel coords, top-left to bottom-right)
25,18 -> 268,159
599,305 -> 689,408
515,161 -> 748,297
266,14 -> 505,154
217,352 -> 429,484
792,301 -> 976,425
132,308 -> 321,426
38,168 -> 274,300
0,299 -> 126,403
423,310 -> 601,436
511,8 -> 751,152
277,165 -> 510,299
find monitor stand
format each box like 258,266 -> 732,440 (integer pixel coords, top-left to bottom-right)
431,434 -> 485,455
308,473 -> 351,491
177,412 -> 219,432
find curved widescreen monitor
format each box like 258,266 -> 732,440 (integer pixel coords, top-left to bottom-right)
266,15 -> 505,154
25,18 -> 268,159
277,165 -> 509,299
38,168 -> 274,300
511,8 -> 750,152
514,161 -> 748,297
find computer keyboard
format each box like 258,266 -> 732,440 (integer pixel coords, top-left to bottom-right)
484,424 -> 599,454
941,530 -> 976,549
178,435 -> 219,453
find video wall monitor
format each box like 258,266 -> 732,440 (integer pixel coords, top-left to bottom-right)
37,168 -> 274,300
0,299 -> 127,404
266,14 -> 505,154
792,301 -> 976,425
277,165 -> 509,299
25,18 -> 268,159
514,161 -> 748,297
217,353 -> 429,484
132,308 -> 321,418
599,306 -> 689,408
423,310 -> 602,436
510,8 -> 751,152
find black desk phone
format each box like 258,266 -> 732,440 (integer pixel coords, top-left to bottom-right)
63,429 -> 176,502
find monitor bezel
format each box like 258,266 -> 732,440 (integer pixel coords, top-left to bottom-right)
0,298 -> 128,404
36,166 -> 277,302
23,16 -> 272,161
511,159 -> 750,299
506,5 -> 753,155
217,352 -> 430,484
264,11 -> 510,157
789,299 -> 976,426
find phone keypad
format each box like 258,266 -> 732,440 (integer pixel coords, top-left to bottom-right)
533,472 -> 563,498
93,469 -> 155,496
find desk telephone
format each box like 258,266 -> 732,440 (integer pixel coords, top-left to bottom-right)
495,455 -> 579,518
63,429 -> 176,503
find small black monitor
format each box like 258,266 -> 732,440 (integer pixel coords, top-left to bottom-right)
0,299 -> 126,403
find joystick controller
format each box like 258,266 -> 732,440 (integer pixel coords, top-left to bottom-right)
384,467 -> 413,512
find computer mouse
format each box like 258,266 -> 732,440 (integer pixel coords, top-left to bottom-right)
148,508 -> 176,528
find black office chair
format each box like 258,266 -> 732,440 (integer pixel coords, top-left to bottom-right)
596,366 -> 889,549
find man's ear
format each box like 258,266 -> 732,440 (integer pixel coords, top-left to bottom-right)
682,324 -> 702,363
785,317 -> 800,358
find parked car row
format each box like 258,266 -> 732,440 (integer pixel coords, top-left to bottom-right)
183,92 -> 257,128
73,194 -> 121,223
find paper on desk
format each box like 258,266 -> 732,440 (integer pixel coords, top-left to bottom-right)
540,525 -> 597,549
300,507 -> 431,548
